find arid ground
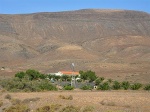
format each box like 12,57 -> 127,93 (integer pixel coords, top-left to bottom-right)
0,90 -> 150,112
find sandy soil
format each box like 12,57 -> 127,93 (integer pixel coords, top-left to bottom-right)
1,90 -> 150,112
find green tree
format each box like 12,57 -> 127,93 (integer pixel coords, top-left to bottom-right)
80,70 -> 97,82
54,75 -> 61,81
15,72 -> 26,79
80,71 -> 88,80
61,75 -> 69,81
26,69 -> 40,80
39,74 -> 46,79
87,70 -> 97,82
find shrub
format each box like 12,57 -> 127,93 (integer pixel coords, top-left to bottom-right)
5,94 -> 11,100
59,95 -> 73,100
63,85 -> 74,90
15,72 -> 26,79
0,100 -> 3,107
4,104 -> 30,112
121,81 -> 130,90
80,85 -> 92,90
38,80 -> 57,91
144,84 -> 150,90
112,81 -> 121,90
36,104 -> 62,112
98,82 -> 110,90
36,105 -> 51,112
0,78 -> 57,92
99,77 -> 105,81
130,83 -> 142,90
82,106 -> 94,112
60,105 -> 79,112
59,95 -> 66,99
11,99 -> 21,105
108,79 -> 113,83
95,78 -> 102,85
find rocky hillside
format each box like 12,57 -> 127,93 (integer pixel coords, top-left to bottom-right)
0,9 -> 150,83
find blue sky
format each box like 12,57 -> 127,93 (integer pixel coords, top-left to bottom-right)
0,0 -> 150,14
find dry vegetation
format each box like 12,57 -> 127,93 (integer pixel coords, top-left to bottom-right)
0,90 -> 150,112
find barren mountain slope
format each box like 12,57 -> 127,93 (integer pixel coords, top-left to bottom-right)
0,9 -> 150,83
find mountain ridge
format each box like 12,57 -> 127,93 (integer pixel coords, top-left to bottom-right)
0,9 -> 150,83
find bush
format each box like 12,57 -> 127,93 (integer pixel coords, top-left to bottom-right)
4,104 -> 30,112
36,104 -> 61,112
95,78 -> 102,85
80,85 -> 92,90
11,99 -> 21,105
121,81 -> 130,90
38,80 -> 57,91
15,72 -> 26,79
144,84 -> 150,90
59,95 -> 73,100
108,79 -> 113,83
0,78 -> 57,92
112,81 -> 121,90
82,106 -> 94,112
98,82 -> 110,90
0,100 -> 3,107
60,105 -> 79,112
63,85 -> 74,90
5,94 -> 12,100
130,83 -> 142,90
99,77 -> 105,81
